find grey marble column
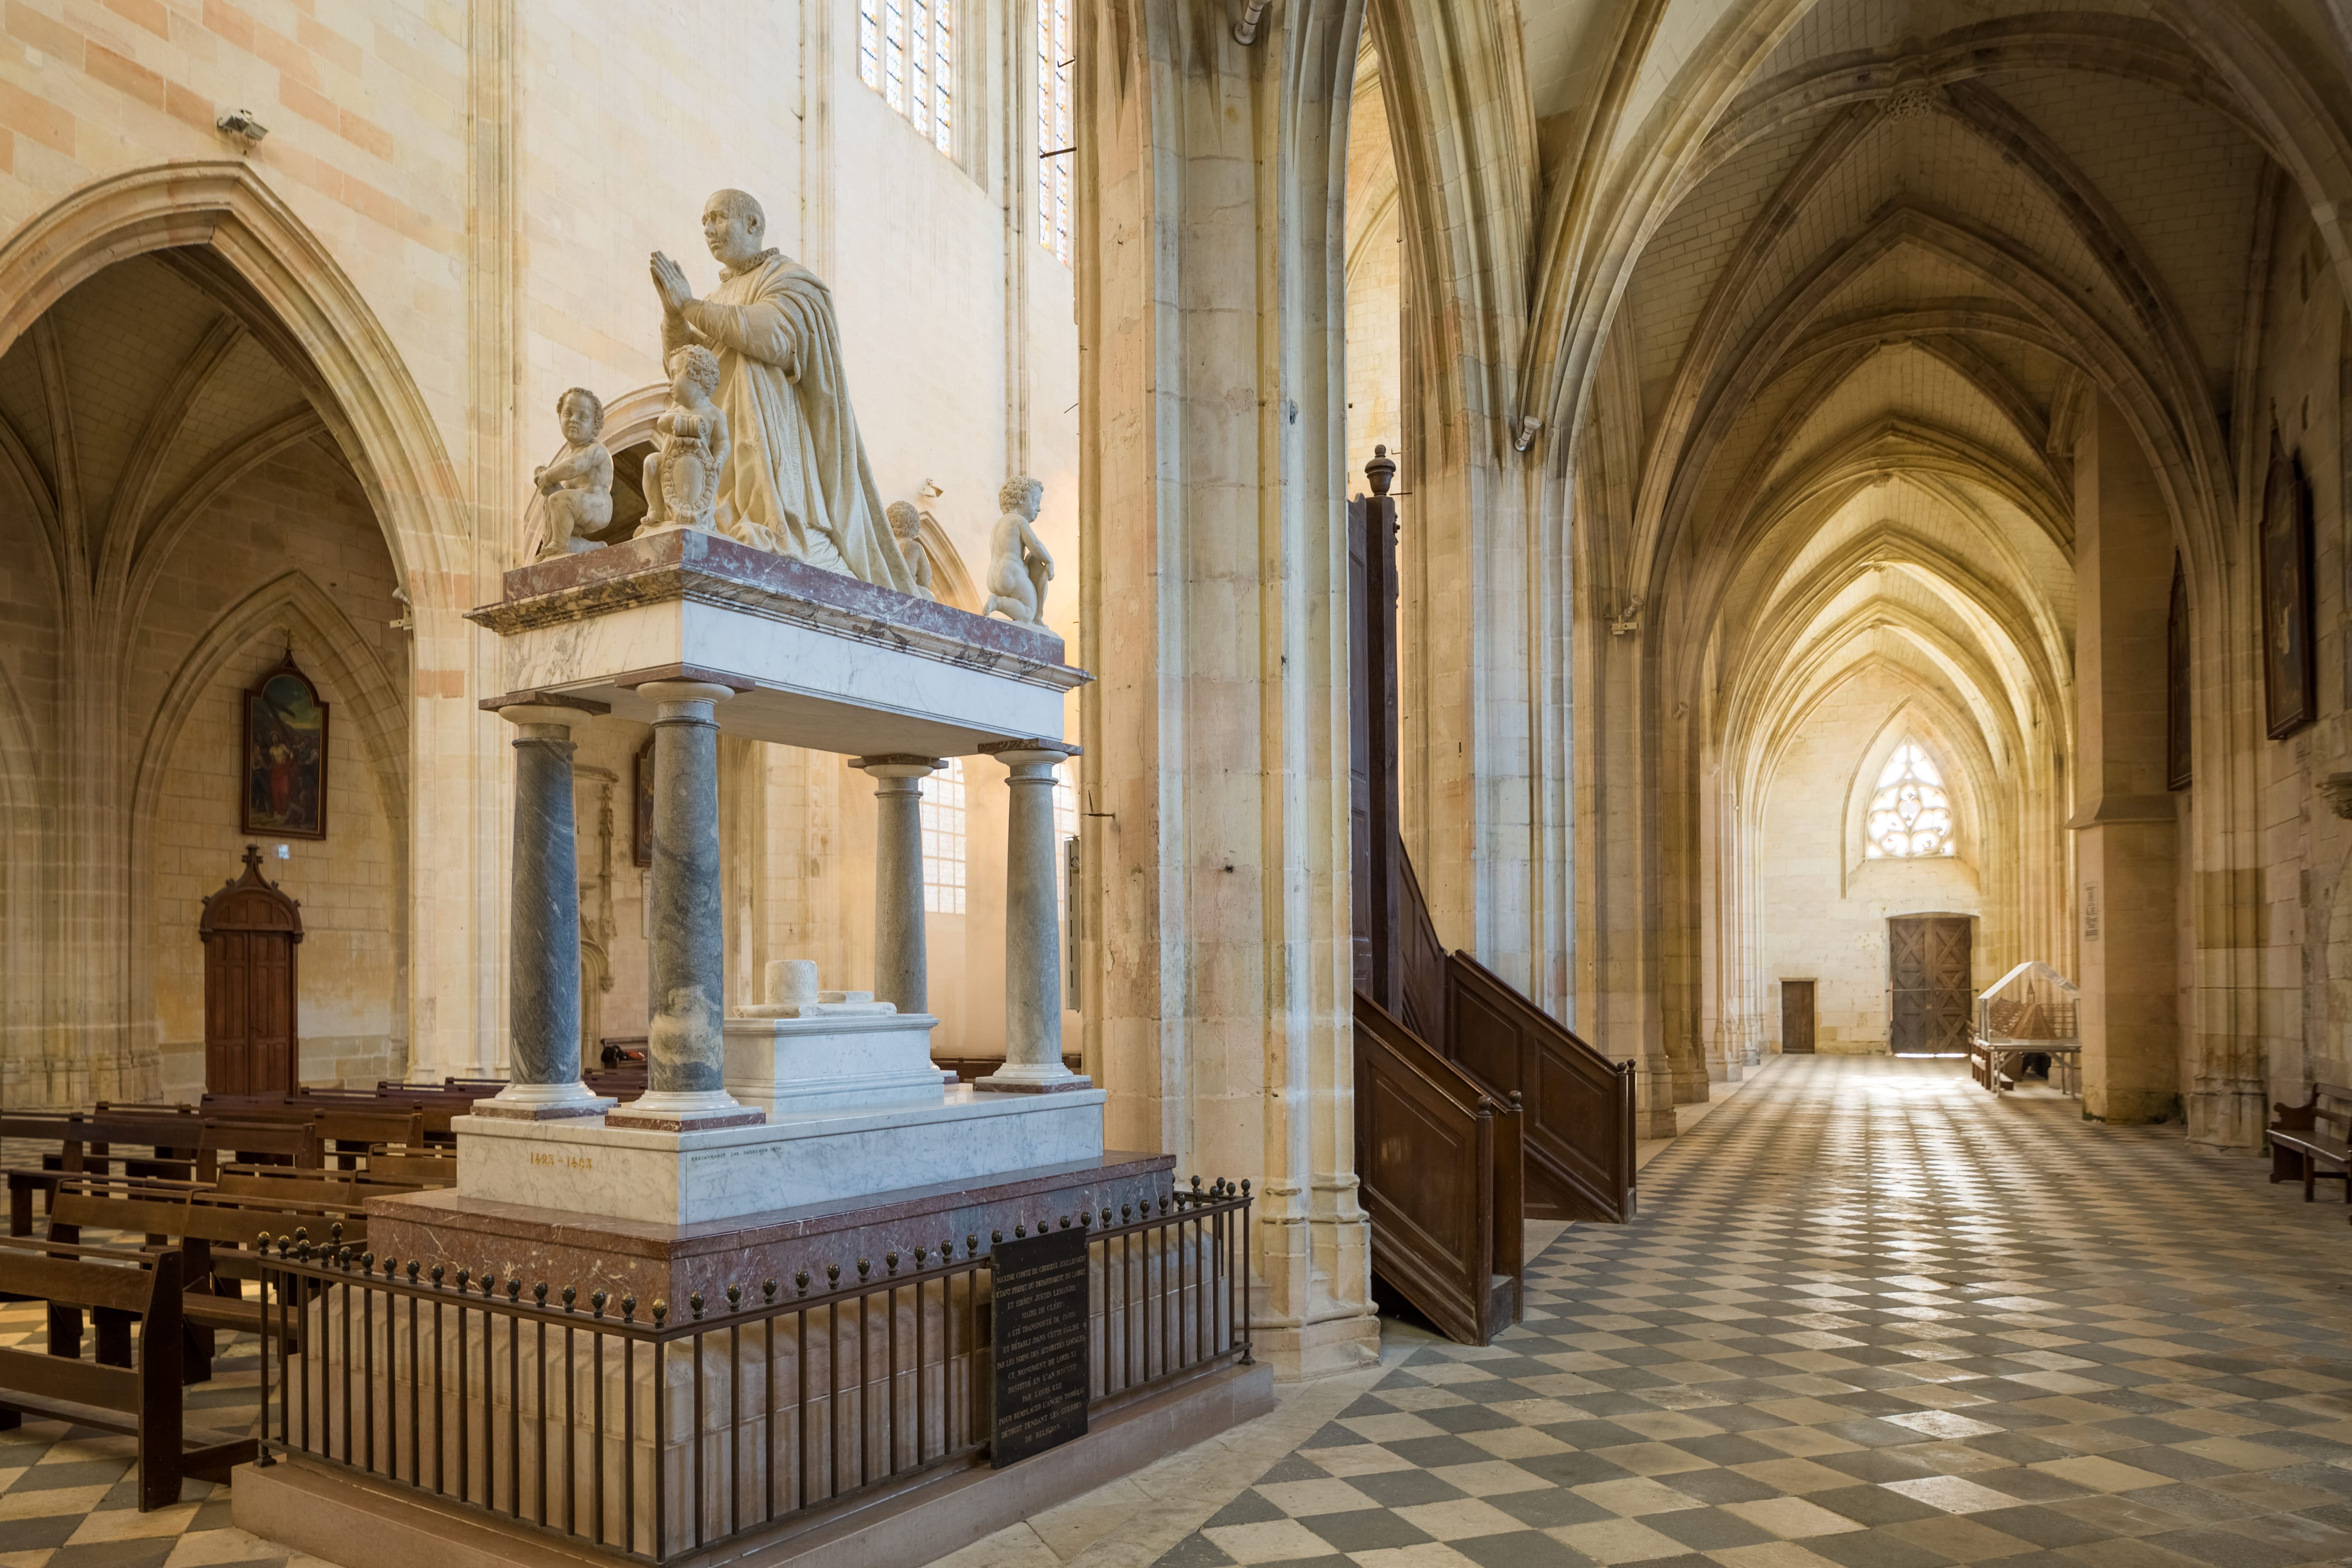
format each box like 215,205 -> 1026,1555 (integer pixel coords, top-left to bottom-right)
608,679 -> 762,1130
478,694 -> 616,1120
978,740 -> 1090,1092
850,755 -> 942,1014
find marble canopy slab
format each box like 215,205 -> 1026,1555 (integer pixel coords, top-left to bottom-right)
466,530 -> 1088,754
449,1086 -> 1108,1228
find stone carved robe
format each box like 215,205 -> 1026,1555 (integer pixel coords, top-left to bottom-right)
664,251 -> 914,592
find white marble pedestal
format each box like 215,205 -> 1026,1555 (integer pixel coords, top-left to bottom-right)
450,1087 -> 1107,1228
721,1011 -> 946,1115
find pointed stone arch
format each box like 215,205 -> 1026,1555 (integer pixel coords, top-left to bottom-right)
0,654 -> 49,1105
0,162 -> 465,594
124,570 -> 410,1069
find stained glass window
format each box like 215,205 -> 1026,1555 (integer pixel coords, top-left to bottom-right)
1865,743 -> 1955,858
859,0 -> 955,157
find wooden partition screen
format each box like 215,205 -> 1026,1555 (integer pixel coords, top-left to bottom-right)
1354,993 -> 1523,1345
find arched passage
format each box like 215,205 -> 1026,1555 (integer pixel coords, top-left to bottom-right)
0,166 -> 453,1105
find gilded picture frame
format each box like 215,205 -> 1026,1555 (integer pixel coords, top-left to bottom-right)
2261,433 -> 2317,740
242,655 -> 329,839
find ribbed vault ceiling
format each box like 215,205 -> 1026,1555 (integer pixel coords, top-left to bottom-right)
1578,0 -> 2267,791
0,253 -> 344,636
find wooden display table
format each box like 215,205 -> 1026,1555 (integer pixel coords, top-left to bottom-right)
1970,1038 -> 2079,1096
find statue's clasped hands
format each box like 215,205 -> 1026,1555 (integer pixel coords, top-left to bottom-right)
651,251 -> 696,317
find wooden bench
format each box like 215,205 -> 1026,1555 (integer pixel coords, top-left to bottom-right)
214,1166 -> 422,1204
354,1151 -> 456,1186
2270,1083 -> 2352,1203
0,1240 -> 253,1508
203,1095 -> 440,1159
0,1112 -> 303,1235
44,1178 -> 370,1371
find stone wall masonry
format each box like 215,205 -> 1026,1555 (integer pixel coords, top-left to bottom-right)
2254,200 -> 2352,1117
1757,664 -> 1992,1052
145,443 -> 405,1099
0,0 -> 1079,1097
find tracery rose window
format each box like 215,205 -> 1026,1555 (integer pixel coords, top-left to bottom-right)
1865,742 -> 1955,858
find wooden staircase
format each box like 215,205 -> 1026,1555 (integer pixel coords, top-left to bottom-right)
1347,449 -> 1637,1346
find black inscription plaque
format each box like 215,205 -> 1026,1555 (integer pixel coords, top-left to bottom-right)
990,1225 -> 1091,1466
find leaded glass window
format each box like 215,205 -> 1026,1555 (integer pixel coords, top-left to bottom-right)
859,0 -> 955,157
921,757 -> 967,913
1038,0 -> 1073,264
1865,743 -> 1955,858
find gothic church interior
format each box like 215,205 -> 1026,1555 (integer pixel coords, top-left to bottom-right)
5,2 -> 2352,1567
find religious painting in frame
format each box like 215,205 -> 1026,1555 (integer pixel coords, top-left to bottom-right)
2166,554 -> 2191,790
2261,431 -> 2317,739
633,736 -> 655,868
242,654 -> 328,839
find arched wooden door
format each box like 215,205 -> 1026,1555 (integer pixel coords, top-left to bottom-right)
199,844 -> 304,1094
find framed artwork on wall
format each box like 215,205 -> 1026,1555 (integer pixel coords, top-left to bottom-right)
2261,431 -> 2317,740
242,653 -> 328,839
633,736 -> 654,867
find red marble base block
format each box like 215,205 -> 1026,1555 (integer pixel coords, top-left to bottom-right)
363,1152 -> 1176,1306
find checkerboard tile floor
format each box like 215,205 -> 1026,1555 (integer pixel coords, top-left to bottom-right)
1156,1057 -> 2352,1568
0,1280 -> 294,1568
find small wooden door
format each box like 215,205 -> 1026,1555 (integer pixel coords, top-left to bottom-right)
199,845 -> 303,1094
1780,981 -> 1816,1054
1889,915 -> 1971,1054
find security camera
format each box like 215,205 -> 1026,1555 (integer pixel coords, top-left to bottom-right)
216,108 -> 268,143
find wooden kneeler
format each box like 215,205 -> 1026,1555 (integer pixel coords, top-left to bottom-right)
0,1245 -> 254,1508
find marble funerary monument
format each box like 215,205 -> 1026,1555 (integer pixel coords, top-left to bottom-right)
235,191 -> 1268,1568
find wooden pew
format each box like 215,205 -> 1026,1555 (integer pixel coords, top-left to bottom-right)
2270,1083 -> 2352,1203
5,1124 -> 322,1241
0,1241 -> 252,1508
2,1112 -> 317,1235
356,1151 -> 457,1186
46,1178 -> 371,1372
203,1095 -> 442,1158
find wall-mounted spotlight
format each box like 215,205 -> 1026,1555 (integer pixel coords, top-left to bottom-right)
216,108 -> 269,145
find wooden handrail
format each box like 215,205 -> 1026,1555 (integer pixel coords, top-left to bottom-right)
1385,822 -> 1637,1224
1396,848 -> 1448,1043
1445,951 -> 1637,1223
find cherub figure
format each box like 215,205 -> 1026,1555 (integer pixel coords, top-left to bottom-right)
886,501 -> 936,601
533,388 -> 613,558
640,346 -> 730,534
984,476 -> 1054,625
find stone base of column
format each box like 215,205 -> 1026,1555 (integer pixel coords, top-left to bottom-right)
606,1089 -> 766,1132
1251,1309 -> 1383,1383
975,1064 -> 1095,1094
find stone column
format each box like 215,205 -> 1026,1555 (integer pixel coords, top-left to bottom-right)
978,740 -> 1087,1092
2071,395 -> 2183,1127
849,755 -> 943,1013
1077,1 -> 1377,1377
476,692 -> 617,1120
608,679 -> 763,1130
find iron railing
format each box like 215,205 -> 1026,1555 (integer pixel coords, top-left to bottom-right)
252,1178 -> 1251,1563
